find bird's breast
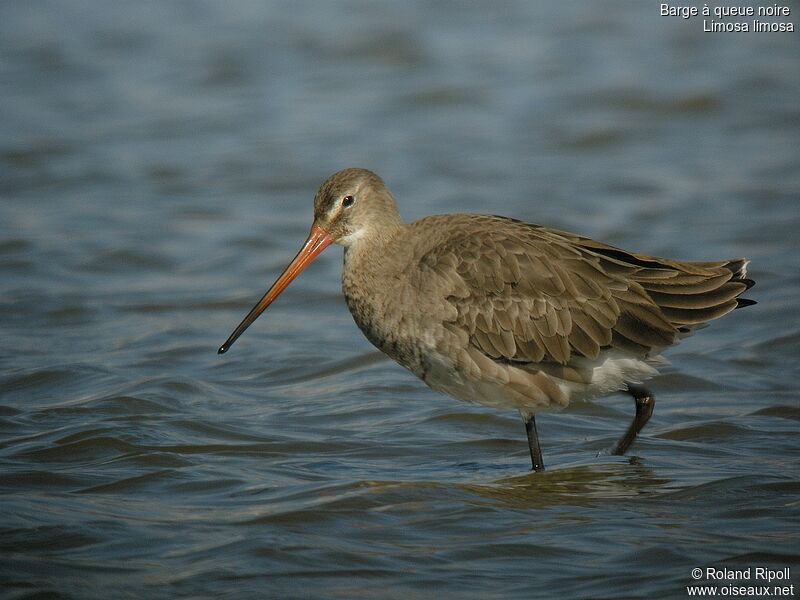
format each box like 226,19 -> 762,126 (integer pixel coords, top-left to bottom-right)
341,252 -> 434,379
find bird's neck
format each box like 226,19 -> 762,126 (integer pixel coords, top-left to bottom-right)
341,222 -> 412,364
342,221 -> 407,274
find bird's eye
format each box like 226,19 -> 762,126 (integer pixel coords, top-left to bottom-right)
342,195 -> 355,208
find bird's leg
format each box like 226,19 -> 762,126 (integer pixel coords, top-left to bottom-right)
522,413 -> 545,472
611,383 -> 655,456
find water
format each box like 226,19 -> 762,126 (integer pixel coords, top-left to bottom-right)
1,2 -> 798,598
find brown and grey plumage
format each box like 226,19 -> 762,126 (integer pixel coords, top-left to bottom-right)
219,168 -> 755,471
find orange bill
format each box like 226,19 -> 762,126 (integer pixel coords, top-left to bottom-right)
218,224 -> 333,354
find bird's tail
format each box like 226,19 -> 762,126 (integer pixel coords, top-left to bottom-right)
637,257 -> 756,332
721,258 -> 757,309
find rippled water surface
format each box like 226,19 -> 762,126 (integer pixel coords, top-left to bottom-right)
2,2 -> 799,598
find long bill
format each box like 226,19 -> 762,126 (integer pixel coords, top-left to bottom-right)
218,224 -> 334,354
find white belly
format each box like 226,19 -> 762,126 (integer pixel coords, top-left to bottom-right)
419,347 -> 664,415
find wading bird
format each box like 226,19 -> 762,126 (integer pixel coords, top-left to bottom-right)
219,168 -> 755,471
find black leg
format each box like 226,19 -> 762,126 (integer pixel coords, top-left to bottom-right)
523,414 -> 545,472
611,383 -> 655,456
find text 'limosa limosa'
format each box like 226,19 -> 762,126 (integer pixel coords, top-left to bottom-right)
219,168 -> 755,471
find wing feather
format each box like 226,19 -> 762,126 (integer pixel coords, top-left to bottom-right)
414,215 -> 752,368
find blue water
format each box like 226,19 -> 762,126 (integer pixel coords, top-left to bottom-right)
1,2 -> 798,598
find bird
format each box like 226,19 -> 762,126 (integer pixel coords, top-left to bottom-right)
218,168 -> 755,471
